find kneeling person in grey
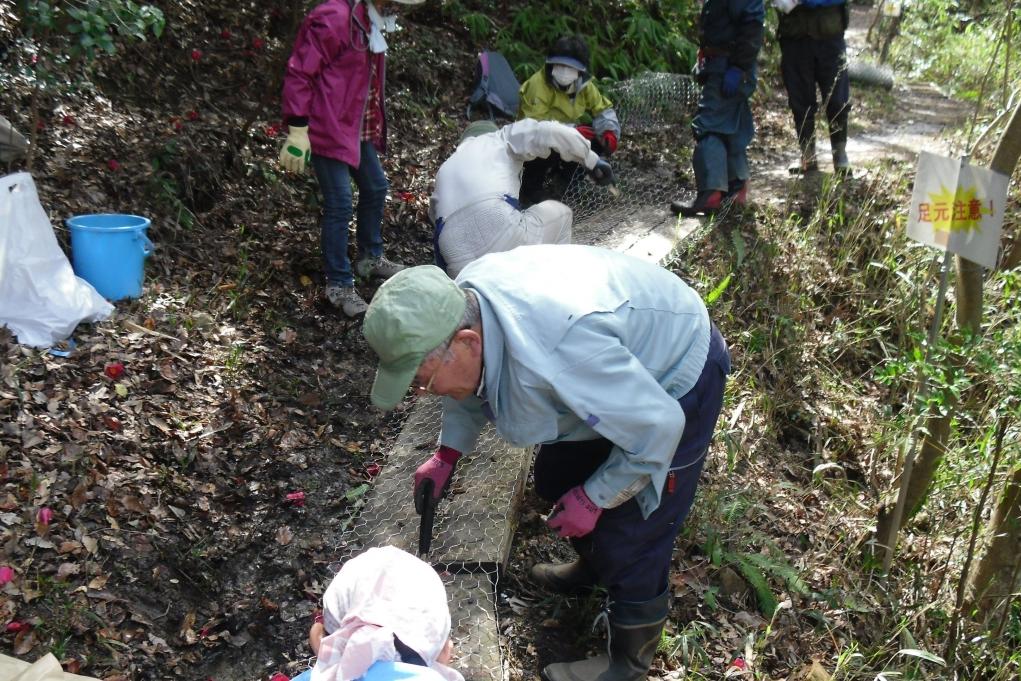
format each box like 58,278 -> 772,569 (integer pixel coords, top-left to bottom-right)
431,119 -> 614,277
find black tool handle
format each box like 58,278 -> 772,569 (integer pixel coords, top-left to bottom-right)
417,479 -> 436,556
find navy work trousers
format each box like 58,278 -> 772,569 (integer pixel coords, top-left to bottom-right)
779,35 -> 850,151
533,324 -> 731,602
691,59 -> 757,193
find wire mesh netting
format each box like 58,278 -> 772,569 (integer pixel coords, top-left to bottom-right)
330,396 -> 532,681
558,73 -> 715,243
319,72 -> 702,681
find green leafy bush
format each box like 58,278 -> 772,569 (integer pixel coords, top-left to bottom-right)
889,0 -> 1020,100
444,0 -> 698,82
18,0 -> 164,58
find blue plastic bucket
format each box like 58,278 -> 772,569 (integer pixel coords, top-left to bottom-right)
66,214 -> 153,301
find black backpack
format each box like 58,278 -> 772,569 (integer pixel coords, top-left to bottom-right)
466,50 -> 520,120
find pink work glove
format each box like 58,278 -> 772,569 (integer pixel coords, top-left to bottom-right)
414,446 -> 462,513
547,485 -> 603,538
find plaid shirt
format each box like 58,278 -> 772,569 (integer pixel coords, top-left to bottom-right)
361,55 -> 385,146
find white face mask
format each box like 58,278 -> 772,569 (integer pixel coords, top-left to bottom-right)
551,65 -> 580,88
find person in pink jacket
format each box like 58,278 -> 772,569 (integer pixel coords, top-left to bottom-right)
279,0 -> 423,317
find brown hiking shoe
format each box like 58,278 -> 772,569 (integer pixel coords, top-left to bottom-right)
530,559 -> 598,595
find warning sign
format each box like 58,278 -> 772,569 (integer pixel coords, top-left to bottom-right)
907,152 -> 1009,268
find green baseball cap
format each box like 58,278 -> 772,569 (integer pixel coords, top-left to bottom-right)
362,265 -> 466,410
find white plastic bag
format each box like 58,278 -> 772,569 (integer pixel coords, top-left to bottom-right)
0,172 -> 113,347
0,652 -> 99,680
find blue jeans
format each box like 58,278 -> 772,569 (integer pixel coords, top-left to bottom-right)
311,143 -> 388,287
692,58 -> 757,192
534,324 -> 731,602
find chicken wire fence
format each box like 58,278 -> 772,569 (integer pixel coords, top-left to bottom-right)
329,396 -> 531,681
317,73 -> 702,681
555,72 -> 733,241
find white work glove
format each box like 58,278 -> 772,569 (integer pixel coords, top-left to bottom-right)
279,126 -> 311,173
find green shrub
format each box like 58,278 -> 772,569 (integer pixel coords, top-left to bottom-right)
889,0 -> 1020,100
445,0 -> 698,83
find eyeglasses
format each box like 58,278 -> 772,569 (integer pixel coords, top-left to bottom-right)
411,340 -> 454,395
411,360 -> 440,394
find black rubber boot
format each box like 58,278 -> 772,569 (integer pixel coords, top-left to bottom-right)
530,558 -> 598,595
831,142 -> 851,177
541,590 -> 669,681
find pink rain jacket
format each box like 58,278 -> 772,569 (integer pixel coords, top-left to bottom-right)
281,0 -> 387,167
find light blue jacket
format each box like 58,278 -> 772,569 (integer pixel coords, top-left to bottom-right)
291,660 -> 447,681
440,245 -> 710,518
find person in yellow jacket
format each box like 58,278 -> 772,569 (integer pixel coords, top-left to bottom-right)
517,35 -> 620,205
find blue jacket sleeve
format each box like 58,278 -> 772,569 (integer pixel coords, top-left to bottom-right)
549,324 -> 686,511
728,0 -> 766,72
439,394 -> 489,455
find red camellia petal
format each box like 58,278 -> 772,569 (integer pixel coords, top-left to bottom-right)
0,566 -> 14,586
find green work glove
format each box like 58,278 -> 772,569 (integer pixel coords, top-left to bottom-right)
279,125 -> 311,173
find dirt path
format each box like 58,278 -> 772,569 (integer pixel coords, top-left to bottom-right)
755,5 -> 973,194
494,8 -> 977,681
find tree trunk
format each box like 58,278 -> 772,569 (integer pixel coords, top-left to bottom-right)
962,104 -> 1021,624
966,466 -> 1021,617
878,12 -> 904,65
958,103 -> 1021,333
876,410 -> 951,542
878,105 -> 1021,555
989,104 -> 1021,271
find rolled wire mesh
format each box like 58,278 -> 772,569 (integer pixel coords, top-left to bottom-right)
320,72 -> 700,681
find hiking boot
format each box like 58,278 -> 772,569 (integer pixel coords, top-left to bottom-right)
832,143 -> 851,177
325,285 -> 368,318
530,559 -> 598,595
726,179 -> 749,206
670,190 -> 724,217
355,255 -> 406,280
542,590 -> 669,681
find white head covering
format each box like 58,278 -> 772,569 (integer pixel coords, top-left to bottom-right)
312,546 -> 464,681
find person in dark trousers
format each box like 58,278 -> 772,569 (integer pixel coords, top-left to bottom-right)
671,0 -> 765,217
776,0 -> 852,175
362,245 -> 731,681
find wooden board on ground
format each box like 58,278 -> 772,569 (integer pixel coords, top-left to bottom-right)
347,396 -> 532,568
444,572 -> 502,681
